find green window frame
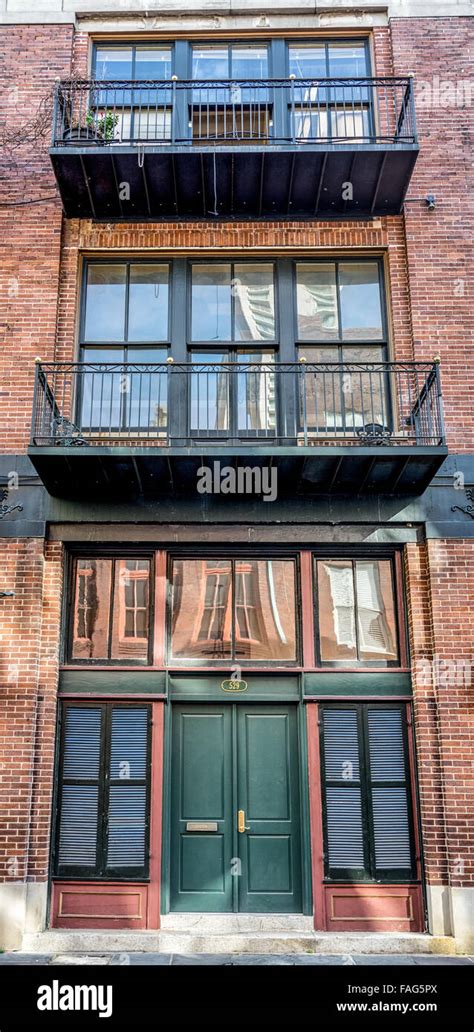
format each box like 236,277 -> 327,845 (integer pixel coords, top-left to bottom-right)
67,555 -> 154,666
54,702 -> 152,880
320,702 -> 417,882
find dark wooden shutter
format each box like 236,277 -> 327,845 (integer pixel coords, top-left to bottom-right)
322,708 -> 366,877
367,707 -> 414,876
105,706 -> 150,877
57,706 -> 103,874
55,703 -> 151,880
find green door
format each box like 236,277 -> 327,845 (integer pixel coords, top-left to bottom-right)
170,703 -> 302,913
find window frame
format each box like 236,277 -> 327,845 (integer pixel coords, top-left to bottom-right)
80,258 -> 172,351
189,41 -> 272,79
167,553 -> 301,666
293,256 -> 388,350
66,553 -> 155,666
91,41 -> 175,81
320,702 -> 417,883
53,701 -> 152,881
285,38 -> 372,78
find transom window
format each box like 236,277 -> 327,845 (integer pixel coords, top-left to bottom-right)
70,557 -> 152,663
315,558 -> 399,666
170,558 -> 298,662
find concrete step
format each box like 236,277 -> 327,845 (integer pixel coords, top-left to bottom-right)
159,914 -> 315,933
21,928 -> 457,956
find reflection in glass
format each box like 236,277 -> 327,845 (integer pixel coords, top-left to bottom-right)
191,265 -> 232,341
80,348 -> 167,431
171,560 -> 232,659
327,43 -> 368,77
128,265 -> 169,341
237,351 -> 275,432
190,352 -> 229,433
299,346 -> 386,432
296,264 -> 338,340
84,265 -> 126,342
233,264 -> 275,341
289,45 -> 326,79
170,559 -> 296,661
111,559 -> 150,661
72,559 -> 112,660
317,559 -> 398,663
340,262 -> 383,340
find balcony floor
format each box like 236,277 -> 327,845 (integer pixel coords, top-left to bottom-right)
50,143 -> 419,220
28,444 -> 447,501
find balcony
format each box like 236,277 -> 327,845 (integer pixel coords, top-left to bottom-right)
50,76 -> 418,220
28,360 -> 446,500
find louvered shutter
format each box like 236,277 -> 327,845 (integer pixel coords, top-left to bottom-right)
105,707 -> 150,875
367,707 -> 413,875
57,706 -> 103,873
322,709 -> 365,874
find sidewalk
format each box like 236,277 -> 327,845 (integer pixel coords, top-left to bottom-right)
0,953 -> 472,966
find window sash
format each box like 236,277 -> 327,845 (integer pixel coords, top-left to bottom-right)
69,557 -> 153,665
320,703 -> 416,882
315,557 -> 400,667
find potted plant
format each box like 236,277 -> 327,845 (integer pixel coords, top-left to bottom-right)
62,110 -> 119,144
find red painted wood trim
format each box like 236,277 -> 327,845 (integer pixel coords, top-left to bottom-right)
306,701 -> 326,930
147,700 -> 164,928
405,701 -> 424,890
153,550 -> 167,667
300,550 -> 316,669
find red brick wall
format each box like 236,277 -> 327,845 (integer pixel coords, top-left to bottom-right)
0,26 -> 73,454
391,18 -> 474,452
0,540 -> 63,884
406,539 -> 474,890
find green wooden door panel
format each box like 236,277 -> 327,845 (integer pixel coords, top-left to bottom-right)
237,706 -> 302,913
170,702 -> 302,913
170,707 -> 233,911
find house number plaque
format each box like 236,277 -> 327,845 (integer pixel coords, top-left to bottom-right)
221,678 -> 248,693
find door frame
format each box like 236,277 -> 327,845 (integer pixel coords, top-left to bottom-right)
161,696 -> 312,915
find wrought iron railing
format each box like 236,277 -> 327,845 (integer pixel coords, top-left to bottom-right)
52,77 -> 417,147
31,361 -> 444,448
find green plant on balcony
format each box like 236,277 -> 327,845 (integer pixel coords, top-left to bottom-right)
85,110 -> 119,141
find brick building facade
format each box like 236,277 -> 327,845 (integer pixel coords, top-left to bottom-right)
0,1 -> 472,952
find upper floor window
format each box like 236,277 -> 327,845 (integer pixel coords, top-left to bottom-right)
192,45 -> 269,80
190,263 -> 276,342
93,44 -> 173,82
70,557 -> 152,664
315,557 -> 400,666
170,558 -> 298,662
288,41 -> 369,78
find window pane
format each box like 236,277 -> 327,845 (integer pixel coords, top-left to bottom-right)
126,348 -> 168,431
233,264 -> 275,341
190,351 -> 229,433
72,559 -> 112,660
339,262 -> 383,340
135,47 -> 172,80
296,264 -> 338,340
327,43 -> 368,78
298,346 -> 340,431
355,561 -> 398,662
84,265 -> 126,342
331,106 -> 370,141
171,560 -> 232,660
80,348 -> 123,430
95,47 -> 133,80
231,46 -> 268,78
317,560 -> 357,661
237,351 -> 275,432
128,264 -> 169,341
234,560 -> 296,661
192,47 -> 228,79
288,45 -> 326,78
191,265 -> 232,341
111,559 -> 150,661
341,346 -> 387,429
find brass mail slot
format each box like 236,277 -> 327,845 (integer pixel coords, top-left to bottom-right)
186,821 -> 219,833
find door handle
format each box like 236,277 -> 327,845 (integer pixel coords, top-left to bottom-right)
237,809 -> 250,833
